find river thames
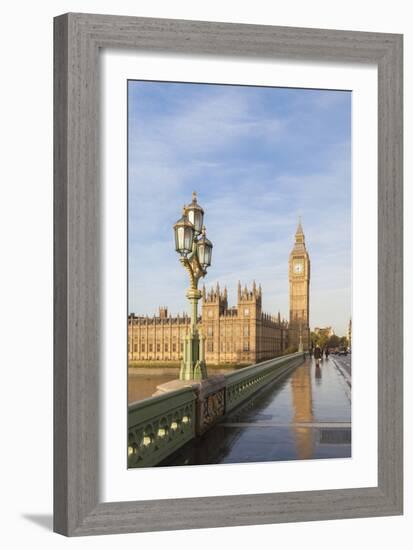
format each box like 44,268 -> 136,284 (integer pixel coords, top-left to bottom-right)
128,366 -> 242,403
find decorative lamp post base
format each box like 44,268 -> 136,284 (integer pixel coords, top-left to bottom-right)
179,287 -> 208,381
179,359 -> 208,381
180,331 -> 208,381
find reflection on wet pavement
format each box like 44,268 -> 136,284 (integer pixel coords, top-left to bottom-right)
160,357 -> 351,466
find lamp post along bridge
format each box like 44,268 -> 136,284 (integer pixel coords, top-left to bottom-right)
173,192 -> 213,381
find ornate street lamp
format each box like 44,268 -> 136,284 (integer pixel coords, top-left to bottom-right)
196,227 -> 213,270
173,192 -> 213,381
185,191 -> 204,235
173,208 -> 195,257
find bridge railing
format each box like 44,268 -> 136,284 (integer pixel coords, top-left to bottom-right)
224,352 -> 305,413
128,386 -> 196,468
128,351 -> 305,468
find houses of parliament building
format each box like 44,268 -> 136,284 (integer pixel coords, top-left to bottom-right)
128,221 -> 311,365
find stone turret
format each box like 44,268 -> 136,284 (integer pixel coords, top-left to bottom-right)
202,281 -> 228,317
159,306 -> 168,319
238,281 -> 262,319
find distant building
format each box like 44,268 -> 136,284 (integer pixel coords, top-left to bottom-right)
201,282 -> 290,364
128,221 -> 311,365
128,282 -> 289,365
313,326 -> 335,339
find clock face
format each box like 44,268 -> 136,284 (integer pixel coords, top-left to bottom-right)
294,262 -> 303,274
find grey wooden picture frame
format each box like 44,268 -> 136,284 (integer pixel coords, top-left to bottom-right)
54,13 -> 403,536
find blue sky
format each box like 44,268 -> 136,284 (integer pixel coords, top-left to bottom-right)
128,80 -> 351,336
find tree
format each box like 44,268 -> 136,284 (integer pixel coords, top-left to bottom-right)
310,331 -> 319,348
310,331 -> 346,350
328,334 -> 340,349
339,336 -> 348,348
318,334 -> 329,349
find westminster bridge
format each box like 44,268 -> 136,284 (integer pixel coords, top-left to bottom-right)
127,352 -> 351,468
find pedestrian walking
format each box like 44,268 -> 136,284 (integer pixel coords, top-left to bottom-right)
314,345 -> 322,366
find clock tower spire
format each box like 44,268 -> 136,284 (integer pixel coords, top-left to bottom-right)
289,219 -> 310,350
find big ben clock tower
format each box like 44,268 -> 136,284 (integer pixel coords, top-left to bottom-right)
289,219 -> 310,351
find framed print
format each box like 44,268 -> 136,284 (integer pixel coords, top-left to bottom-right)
104,51 -> 375,503
54,13 -> 403,536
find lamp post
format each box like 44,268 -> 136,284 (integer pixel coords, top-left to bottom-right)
173,192 -> 213,380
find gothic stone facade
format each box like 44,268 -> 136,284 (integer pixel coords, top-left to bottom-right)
128,282 -> 289,366
201,282 -> 289,364
128,222 -> 310,365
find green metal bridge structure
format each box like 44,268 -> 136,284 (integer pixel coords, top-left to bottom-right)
128,352 -> 306,468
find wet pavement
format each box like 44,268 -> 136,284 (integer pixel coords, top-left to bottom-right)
161,357 -> 351,466
331,354 -> 352,377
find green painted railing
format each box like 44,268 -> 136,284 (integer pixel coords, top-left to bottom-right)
128,386 -> 196,468
224,352 -> 305,413
128,352 -> 305,468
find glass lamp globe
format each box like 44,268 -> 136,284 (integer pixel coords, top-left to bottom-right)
197,226 -> 213,269
173,208 -> 195,257
186,191 -> 204,235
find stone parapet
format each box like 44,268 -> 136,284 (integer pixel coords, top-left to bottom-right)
154,375 -> 227,435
